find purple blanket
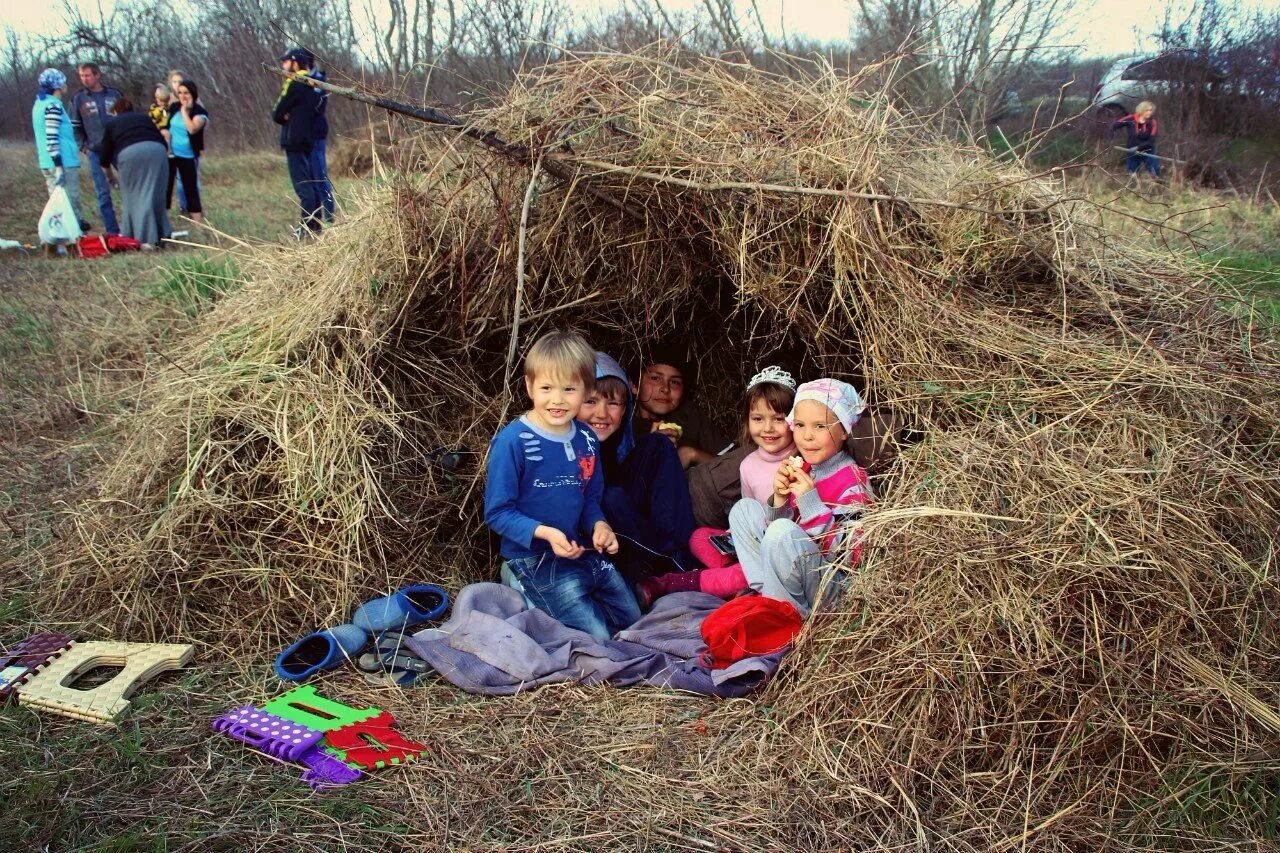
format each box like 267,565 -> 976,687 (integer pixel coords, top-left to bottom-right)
405,583 -> 783,697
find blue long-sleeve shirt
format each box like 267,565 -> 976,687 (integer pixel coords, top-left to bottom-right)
484,416 -> 607,560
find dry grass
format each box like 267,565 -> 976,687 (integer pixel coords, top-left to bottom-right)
32,49 -> 1280,847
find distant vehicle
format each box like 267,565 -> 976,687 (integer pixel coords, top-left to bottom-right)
1091,51 -> 1227,119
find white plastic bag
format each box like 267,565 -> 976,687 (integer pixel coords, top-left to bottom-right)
38,186 -> 83,245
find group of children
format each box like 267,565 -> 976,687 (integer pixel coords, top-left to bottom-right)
483,330 -> 874,642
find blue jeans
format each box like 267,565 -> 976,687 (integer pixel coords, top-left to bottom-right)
1126,146 -> 1160,178
175,157 -> 200,213
310,138 -> 334,223
507,552 -> 641,641
286,149 -> 323,231
86,149 -> 119,234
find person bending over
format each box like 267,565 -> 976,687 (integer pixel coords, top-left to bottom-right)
1111,100 -> 1160,179
484,330 -> 641,641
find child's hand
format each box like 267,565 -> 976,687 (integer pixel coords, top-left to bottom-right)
536,525 -> 584,559
788,465 -> 816,499
592,521 -> 619,554
652,421 -> 680,446
772,464 -> 793,505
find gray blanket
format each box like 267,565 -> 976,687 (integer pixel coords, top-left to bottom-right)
405,583 -> 783,697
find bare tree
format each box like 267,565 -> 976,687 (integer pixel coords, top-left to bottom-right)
852,0 -> 1075,126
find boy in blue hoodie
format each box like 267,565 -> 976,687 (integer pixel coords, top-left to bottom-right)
484,331 -> 641,640
579,351 -> 696,583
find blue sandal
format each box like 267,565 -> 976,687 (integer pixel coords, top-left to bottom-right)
352,584 -> 450,633
273,624 -> 369,682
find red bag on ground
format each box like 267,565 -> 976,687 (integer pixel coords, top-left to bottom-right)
700,595 -> 803,669
76,235 -> 109,258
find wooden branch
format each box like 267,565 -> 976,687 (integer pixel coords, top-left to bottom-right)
565,155 -> 1052,216
1111,146 -> 1186,166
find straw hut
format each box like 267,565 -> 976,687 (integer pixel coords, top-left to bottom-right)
52,51 -> 1280,847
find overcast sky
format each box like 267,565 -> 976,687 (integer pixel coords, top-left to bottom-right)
4,0 -> 1276,58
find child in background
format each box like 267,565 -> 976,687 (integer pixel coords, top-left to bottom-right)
1111,100 -> 1160,179
484,330 -> 641,641
632,346 -> 730,469
635,366 -> 797,608
729,378 -> 874,616
149,85 -> 171,132
579,351 -> 696,583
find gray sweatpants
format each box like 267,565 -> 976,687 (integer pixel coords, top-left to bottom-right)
42,167 -> 84,225
729,498 -> 832,616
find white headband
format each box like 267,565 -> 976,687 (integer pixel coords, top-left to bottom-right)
787,378 -> 866,433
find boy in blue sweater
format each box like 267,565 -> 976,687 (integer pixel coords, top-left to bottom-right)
484,330 -> 642,640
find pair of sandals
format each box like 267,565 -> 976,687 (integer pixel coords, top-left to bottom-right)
355,631 -> 435,687
274,584 -> 449,684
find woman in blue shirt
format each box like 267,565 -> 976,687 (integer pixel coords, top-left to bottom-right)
166,79 -> 207,222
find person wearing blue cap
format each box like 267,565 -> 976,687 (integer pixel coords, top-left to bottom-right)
306,60 -> 335,224
32,68 -> 87,232
272,47 -> 323,239
578,350 -> 696,583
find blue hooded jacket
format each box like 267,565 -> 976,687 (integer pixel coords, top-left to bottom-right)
593,351 -> 636,472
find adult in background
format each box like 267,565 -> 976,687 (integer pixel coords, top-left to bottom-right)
165,70 -> 198,213
167,79 -> 207,223
31,68 -> 87,231
99,97 -> 171,249
272,48 -> 322,239
70,62 -> 122,235
307,56 -> 335,224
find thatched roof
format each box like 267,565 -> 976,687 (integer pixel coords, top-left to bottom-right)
53,51 -> 1279,847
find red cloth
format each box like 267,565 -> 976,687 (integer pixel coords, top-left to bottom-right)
106,235 -> 141,251
701,595 -> 802,669
76,234 -> 142,257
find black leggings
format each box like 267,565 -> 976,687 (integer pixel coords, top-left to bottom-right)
167,156 -> 202,214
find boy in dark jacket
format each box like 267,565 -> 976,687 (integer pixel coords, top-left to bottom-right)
272,48 -> 322,237
308,66 -> 335,223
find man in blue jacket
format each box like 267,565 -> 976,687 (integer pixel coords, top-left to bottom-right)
272,48 -> 322,238
71,62 -> 122,235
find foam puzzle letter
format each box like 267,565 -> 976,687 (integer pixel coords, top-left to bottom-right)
17,641 -> 194,723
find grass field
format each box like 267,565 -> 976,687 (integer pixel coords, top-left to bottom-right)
2,138 -> 1278,849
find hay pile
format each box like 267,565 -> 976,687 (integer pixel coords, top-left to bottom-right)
54,51 -> 1279,846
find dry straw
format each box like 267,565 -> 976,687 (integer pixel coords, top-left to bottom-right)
52,49 -> 1279,846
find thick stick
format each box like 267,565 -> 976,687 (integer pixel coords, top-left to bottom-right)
264,65 -> 642,219
567,155 -> 1055,216
1111,146 -> 1184,165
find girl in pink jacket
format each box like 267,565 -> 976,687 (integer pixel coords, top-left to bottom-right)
635,367 -> 797,607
